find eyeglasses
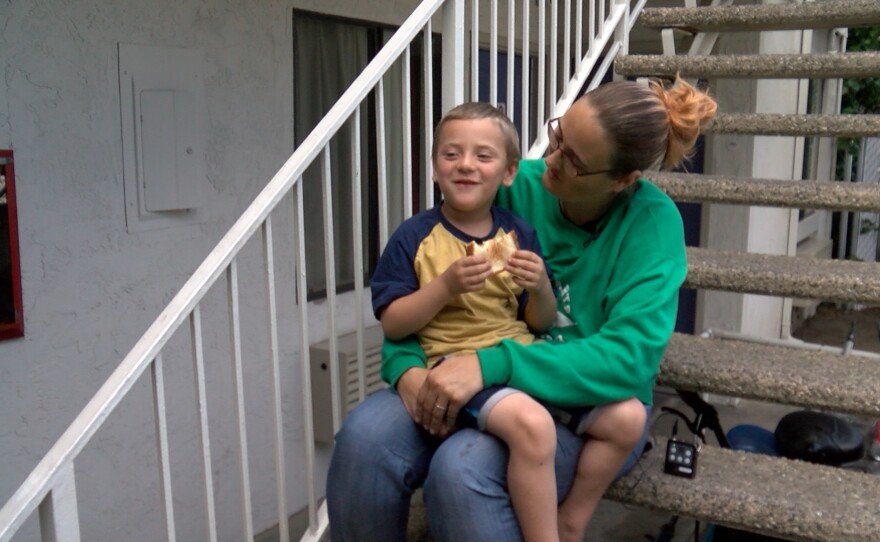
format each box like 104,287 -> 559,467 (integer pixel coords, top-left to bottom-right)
546,117 -> 616,178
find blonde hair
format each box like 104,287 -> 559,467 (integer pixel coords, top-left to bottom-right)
431,102 -> 521,167
583,76 -> 717,172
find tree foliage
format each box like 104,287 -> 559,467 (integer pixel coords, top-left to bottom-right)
838,26 -> 880,167
841,27 -> 880,115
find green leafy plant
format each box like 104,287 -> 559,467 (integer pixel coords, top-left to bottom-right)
837,27 -> 880,174
841,27 -> 880,114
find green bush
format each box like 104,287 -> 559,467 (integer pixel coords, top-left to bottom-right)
838,27 -> 880,163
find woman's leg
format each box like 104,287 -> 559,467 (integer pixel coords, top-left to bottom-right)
557,399 -> 649,542
424,420 -> 585,542
484,393 -> 559,542
326,389 -> 437,542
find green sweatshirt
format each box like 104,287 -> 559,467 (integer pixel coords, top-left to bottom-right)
381,159 -> 686,406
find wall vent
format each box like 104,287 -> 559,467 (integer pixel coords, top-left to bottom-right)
310,324 -> 386,444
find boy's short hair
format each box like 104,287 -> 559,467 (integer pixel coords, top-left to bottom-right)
431,102 -> 520,167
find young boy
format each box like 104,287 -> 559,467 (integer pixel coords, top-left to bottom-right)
371,102 -> 642,542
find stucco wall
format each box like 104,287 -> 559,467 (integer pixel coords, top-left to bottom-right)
0,1 -> 402,540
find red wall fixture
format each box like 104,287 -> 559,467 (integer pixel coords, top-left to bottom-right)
0,149 -> 23,340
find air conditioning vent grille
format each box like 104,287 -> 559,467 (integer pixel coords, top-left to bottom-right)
310,325 -> 387,444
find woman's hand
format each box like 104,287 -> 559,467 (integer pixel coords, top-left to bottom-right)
416,354 -> 484,436
396,367 -> 430,422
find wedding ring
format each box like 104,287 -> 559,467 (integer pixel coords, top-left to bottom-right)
434,404 -> 448,411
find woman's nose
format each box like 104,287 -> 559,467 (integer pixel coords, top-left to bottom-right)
544,146 -> 563,169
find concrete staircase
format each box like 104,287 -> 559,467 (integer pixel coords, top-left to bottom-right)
606,1 -> 880,540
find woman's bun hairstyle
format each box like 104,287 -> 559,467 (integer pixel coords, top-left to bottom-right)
585,76 -> 717,174
650,76 -> 718,170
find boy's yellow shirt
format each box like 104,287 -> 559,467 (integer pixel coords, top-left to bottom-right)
414,224 -> 534,366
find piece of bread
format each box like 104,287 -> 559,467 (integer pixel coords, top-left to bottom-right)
466,230 -> 518,274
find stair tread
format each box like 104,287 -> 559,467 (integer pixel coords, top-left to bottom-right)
686,247 -> 880,305
638,0 -> 880,32
615,52 -> 880,79
607,437 -> 880,542
646,171 -> 880,212
704,113 -> 880,137
659,333 -> 880,417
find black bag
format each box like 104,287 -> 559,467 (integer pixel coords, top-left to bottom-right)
774,410 -> 864,466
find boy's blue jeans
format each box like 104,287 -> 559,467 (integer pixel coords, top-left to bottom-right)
326,389 -> 651,542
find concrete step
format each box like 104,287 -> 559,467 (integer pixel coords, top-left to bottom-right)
704,113 -> 880,137
685,247 -> 880,305
659,333 -> 880,417
637,0 -> 880,33
615,51 -> 880,80
607,437 -> 880,542
646,172 -> 880,212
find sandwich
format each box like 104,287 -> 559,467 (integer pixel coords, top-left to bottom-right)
466,230 -> 518,274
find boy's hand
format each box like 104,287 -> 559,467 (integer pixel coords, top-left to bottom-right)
442,255 -> 493,295
507,250 -> 552,294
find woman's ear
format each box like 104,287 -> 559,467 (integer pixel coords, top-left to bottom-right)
502,160 -> 519,187
612,170 -> 640,193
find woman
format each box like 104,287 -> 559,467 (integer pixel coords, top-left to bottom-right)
326,77 -> 717,541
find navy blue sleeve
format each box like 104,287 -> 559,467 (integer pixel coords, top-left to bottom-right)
371,222 -> 422,320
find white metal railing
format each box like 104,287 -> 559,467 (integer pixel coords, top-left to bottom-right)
0,1 -> 639,541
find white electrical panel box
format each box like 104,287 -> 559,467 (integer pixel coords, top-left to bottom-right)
118,43 -> 205,232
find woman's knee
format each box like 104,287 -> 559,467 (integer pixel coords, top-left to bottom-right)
425,431 -> 525,541
332,390 -> 430,473
335,392 -> 397,450
425,430 -> 509,501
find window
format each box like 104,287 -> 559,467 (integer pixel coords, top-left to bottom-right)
293,11 -> 440,299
